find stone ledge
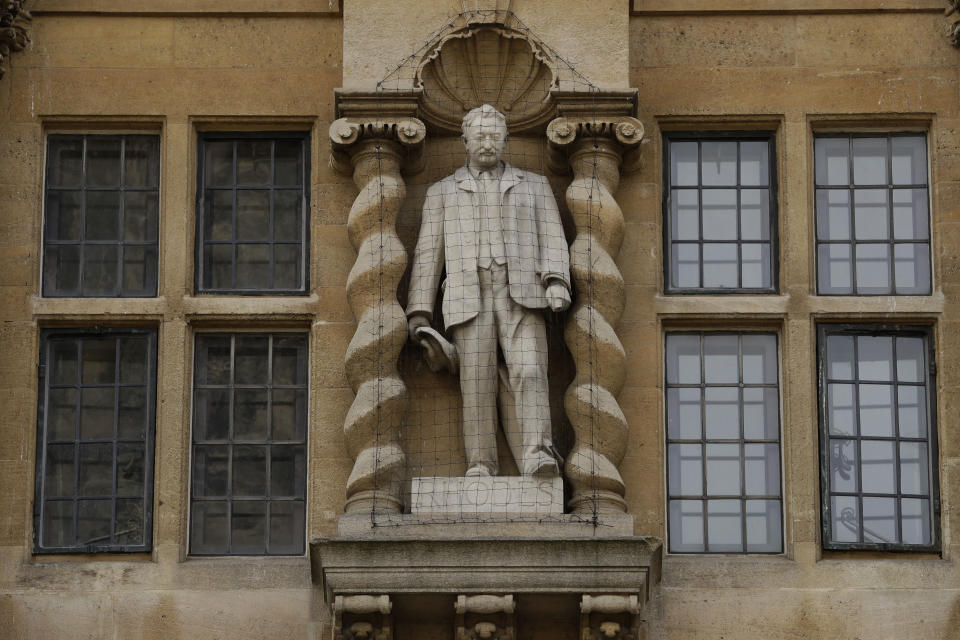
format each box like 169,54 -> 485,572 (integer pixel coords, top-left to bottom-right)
336,512 -> 636,538
310,536 -> 662,602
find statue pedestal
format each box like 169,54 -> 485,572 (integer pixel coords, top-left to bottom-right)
409,476 -> 563,516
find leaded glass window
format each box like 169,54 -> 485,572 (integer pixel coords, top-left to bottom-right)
815,134 -> 931,295
190,333 -> 308,555
43,135 -> 160,297
664,133 -> 777,293
666,332 -> 782,553
819,325 -> 939,551
35,329 -> 156,553
196,133 -> 309,294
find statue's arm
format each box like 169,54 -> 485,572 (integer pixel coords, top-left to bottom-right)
534,175 -> 571,291
406,183 -> 445,319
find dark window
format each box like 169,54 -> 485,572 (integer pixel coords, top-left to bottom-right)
190,333 -> 308,555
818,325 -> 939,551
34,329 -> 156,553
196,133 -> 310,294
43,135 -> 160,297
815,134 -> 931,295
665,332 -> 783,553
663,133 -> 777,293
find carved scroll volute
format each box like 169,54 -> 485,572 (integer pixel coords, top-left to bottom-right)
546,117 -> 644,516
329,117 -> 427,514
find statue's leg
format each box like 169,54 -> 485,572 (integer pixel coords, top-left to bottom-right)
490,264 -> 555,476
452,268 -> 499,476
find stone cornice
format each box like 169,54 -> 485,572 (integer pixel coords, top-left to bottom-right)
0,0 -> 31,80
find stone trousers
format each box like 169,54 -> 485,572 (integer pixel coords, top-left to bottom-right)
451,262 -> 553,475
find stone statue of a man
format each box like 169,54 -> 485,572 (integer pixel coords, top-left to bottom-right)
407,104 -> 571,478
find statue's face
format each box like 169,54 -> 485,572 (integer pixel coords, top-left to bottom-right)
463,113 -> 506,171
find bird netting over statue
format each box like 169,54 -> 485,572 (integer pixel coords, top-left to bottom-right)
332,9 -> 643,529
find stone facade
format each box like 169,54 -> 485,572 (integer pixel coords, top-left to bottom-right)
0,1 -> 959,638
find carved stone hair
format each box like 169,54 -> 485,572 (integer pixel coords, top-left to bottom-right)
461,104 -> 508,137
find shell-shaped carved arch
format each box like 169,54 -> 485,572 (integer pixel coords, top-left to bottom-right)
415,24 -> 559,134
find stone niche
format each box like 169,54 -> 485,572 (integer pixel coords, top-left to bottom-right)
313,7 -> 661,639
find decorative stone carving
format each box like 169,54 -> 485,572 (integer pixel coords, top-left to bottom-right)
415,23 -> 558,134
546,112 -> 644,515
579,594 -> 642,640
329,115 -> 427,514
333,595 -> 393,640
0,0 -> 31,80
455,594 -> 516,640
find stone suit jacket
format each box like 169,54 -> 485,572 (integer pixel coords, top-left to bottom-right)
406,163 -> 571,331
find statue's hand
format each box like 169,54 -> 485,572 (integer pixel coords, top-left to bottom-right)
546,282 -> 571,312
408,314 -> 431,343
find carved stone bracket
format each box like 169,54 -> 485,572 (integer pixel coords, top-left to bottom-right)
546,113 -> 644,516
579,594 -> 643,640
0,0 -> 31,80
947,1 -> 960,47
455,594 -> 516,640
329,115 -> 427,514
333,595 -> 393,640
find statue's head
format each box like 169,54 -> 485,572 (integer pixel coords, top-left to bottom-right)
461,104 -> 507,171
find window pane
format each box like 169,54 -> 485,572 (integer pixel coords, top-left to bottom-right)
892,189 -> 928,240
666,335 -> 701,384
116,443 -> 145,495
742,388 -> 778,440
236,190 -> 270,240
77,499 -> 112,545
739,189 -> 769,240
194,389 -> 230,441
44,444 -> 76,497
858,383 -> 894,438
268,501 -> 305,554
897,385 -> 926,438
852,137 -> 887,185
706,499 -> 743,552
83,245 -> 119,295
671,189 -> 699,241
85,191 -> 121,241
744,444 -> 779,496
115,498 -> 144,545
195,336 -> 232,385
78,443 -> 113,496
701,141 -> 737,186
828,384 -> 856,436
899,442 -> 928,495
857,336 -> 893,381
855,244 -> 890,293
48,388 -> 78,441
817,244 -> 852,294
740,243 -> 770,289
704,387 -> 739,439
815,138 -> 850,186
122,246 -> 156,294
668,443 -> 702,496
896,337 -> 925,382
235,336 -> 268,384
706,444 -> 741,496
86,137 -> 122,187
43,500 -> 74,548
236,244 -> 271,289
45,245 -> 81,294
193,445 -> 229,497
206,189 -> 234,242
893,243 -> 930,295
273,336 -> 307,385
274,190 -> 302,242
701,189 -> 737,240
745,499 -> 781,552
667,387 -> 701,440
860,440 -> 896,494
272,389 -> 307,441
901,498 -> 931,545
740,141 -> 768,186
669,500 -> 705,552
51,341 -> 78,384
234,389 -> 268,440
274,245 -> 301,290
742,335 -> 776,384
890,136 -> 926,185
237,140 -> 272,186
191,501 -> 228,554
831,495 -> 859,543
702,244 -> 738,288
205,141 -> 234,186
232,445 -> 267,496
830,439 -> 858,493
703,335 -> 738,383
48,137 -> 83,187
46,190 -> 83,241
852,189 -> 888,241
274,140 -> 303,186
271,445 -> 306,498
670,141 -> 698,186
816,189 -> 850,240
117,387 -> 146,440
672,243 -> 700,288
80,387 -> 115,440
123,191 -> 159,242
827,335 -> 855,380
231,501 -> 267,554
862,497 -> 897,543
204,244 -> 234,289
124,136 -> 160,188
119,337 -> 147,384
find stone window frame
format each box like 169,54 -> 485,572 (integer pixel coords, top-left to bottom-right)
813,132 -> 933,296
188,330 -> 310,557
661,131 -> 779,295
33,327 -> 158,554
817,323 -> 941,553
41,132 -> 162,298
664,330 -> 785,555
194,130 -> 311,296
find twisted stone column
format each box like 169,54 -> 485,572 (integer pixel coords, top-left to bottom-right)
546,117 -> 643,515
330,118 -> 426,514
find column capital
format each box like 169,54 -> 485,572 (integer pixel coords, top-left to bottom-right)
329,117 -> 427,176
546,116 -> 645,174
